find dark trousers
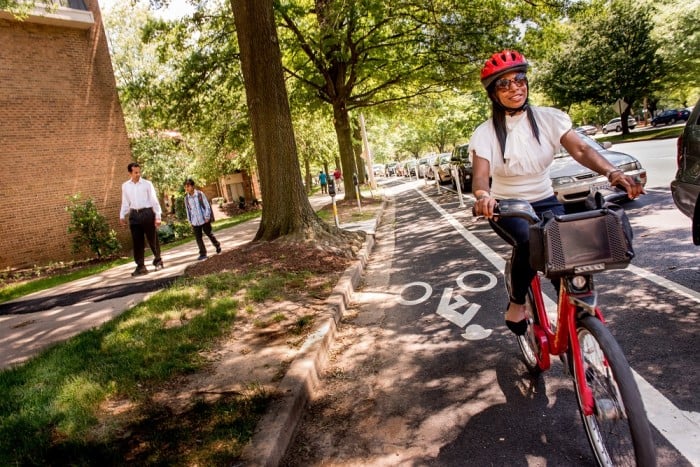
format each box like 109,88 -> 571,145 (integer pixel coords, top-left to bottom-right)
489,195 -> 564,304
193,222 -> 220,256
129,208 -> 161,268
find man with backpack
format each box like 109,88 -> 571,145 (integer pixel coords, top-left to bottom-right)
184,179 -> 222,260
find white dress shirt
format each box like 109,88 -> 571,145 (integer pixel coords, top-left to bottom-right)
120,178 -> 163,221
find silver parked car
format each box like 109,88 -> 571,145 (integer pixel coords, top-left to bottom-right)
425,152 -> 453,183
671,99 -> 700,244
550,131 -> 647,206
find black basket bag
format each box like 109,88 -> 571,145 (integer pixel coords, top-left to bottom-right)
529,204 -> 635,278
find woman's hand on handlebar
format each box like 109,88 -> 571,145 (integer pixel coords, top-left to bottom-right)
473,194 -> 498,219
609,171 -> 646,199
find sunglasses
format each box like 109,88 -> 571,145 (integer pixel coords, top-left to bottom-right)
495,72 -> 527,91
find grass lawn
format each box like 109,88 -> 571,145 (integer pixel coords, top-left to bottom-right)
597,124 -> 683,143
0,269 -> 307,465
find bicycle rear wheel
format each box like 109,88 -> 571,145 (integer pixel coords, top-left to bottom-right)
572,315 -> 656,466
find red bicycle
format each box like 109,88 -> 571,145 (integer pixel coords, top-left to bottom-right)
485,191 -> 656,466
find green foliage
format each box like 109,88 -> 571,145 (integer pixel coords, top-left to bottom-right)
0,0 -> 33,18
651,0 -> 700,107
173,221 -> 193,240
535,0 -> 663,116
157,223 -> 175,243
65,194 -> 121,259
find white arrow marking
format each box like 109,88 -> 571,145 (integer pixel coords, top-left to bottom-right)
436,287 -> 480,328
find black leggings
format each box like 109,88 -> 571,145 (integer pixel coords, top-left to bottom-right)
489,195 -> 564,304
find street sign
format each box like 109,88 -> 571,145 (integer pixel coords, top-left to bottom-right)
613,98 -> 629,115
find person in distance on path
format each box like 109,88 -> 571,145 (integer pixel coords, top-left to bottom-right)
184,178 -> 222,261
119,162 -> 164,276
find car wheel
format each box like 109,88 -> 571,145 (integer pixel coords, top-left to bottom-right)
602,128 -> 608,134
615,126 -> 621,132
670,119 -> 676,124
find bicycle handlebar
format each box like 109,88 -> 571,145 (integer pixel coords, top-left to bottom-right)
472,186 -> 629,224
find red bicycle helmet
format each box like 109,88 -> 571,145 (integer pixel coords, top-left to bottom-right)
480,50 -> 529,89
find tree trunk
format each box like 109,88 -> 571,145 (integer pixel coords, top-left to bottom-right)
621,98 -> 635,135
304,157 -> 312,194
231,0 -> 356,247
351,117 -> 367,185
331,100 -> 360,195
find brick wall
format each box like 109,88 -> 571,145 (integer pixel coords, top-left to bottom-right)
0,0 -> 132,269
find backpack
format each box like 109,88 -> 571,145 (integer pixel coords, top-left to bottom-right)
186,190 -> 214,222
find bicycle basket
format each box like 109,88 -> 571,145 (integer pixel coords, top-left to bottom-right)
529,206 -> 634,278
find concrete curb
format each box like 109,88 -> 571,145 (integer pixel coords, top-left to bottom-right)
239,201 -> 385,467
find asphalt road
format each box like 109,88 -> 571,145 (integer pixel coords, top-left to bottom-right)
284,175 -> 698,466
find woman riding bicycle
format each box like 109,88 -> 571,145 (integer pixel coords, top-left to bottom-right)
470,49 -> 645,335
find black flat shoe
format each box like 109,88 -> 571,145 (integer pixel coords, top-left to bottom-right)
506,319 -> 528,336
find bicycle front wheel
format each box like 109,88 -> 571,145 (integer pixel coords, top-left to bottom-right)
572,315 -> 656,466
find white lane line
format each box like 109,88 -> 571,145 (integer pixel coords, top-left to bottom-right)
627,264 -> 700,303
633,373 -> 700,466
416,188 -> 700,464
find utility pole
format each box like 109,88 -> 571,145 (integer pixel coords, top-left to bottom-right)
359,113 -> 377,191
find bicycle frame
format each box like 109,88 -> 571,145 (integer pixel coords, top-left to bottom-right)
529,274 -> 605,417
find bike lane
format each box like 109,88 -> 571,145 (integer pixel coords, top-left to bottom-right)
285,178 -> 693,466
414,181 -> 697,466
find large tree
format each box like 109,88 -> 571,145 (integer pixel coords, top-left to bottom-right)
535,0 -> 663,134
230,0 -> 361,248
275,0 -> 518,193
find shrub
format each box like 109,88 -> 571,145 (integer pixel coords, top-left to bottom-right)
173,221 -> 193,239
157,223 -> 175,244
66,194 -> 121,259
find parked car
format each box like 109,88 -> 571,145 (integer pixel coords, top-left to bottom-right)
601,116 -> 637,134
423,154 -> 440,179
449,143 -> 473,192
671,98 -> 700,245
575,125 -> 598,136
385,162 -> 399,176
550,131 -> 647,206
678,108 -> 691,121
425,152 -> 453,184
372,163 -> 384,177
402,159 -> 417,177
416,155 -> 432,178
651,109 -> 682,127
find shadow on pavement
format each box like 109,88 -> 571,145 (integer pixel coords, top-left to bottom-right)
0,277 -> 177,316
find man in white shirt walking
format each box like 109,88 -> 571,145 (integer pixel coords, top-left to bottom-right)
184,178 -> 222,261
119,162 -> 164,276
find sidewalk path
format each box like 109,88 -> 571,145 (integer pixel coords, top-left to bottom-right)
0,191 -> 371,370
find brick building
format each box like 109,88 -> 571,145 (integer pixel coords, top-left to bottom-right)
0,0 -> 133,269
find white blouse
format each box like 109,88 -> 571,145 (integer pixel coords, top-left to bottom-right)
469,106 -> 572,202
